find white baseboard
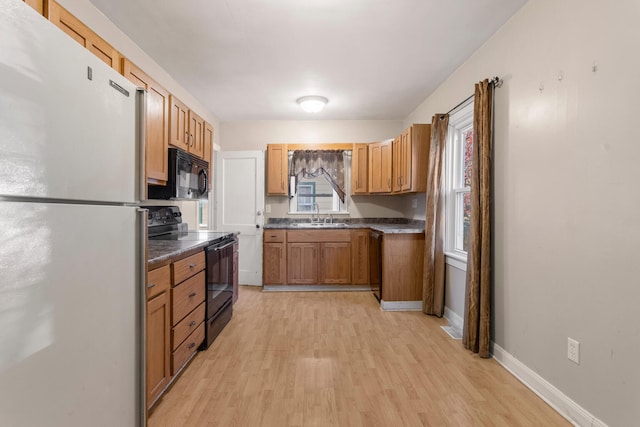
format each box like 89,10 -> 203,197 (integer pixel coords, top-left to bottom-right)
491,343 -> 608,427
380,300 -> 422,311
443,306 -> 463,331
263,285 -> 372,292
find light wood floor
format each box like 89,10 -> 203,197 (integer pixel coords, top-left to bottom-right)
149,286 -> 569,427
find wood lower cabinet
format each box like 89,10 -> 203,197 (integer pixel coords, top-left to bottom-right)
287,243 -> 318,284
351,229 -> 370,285
369,140 -> 393,193
320,242 -> 351,284
380,234 -> 425,301
48,0 -> 121,71
122,59 -> 169,185
266,144 -> 288,196
263,230 -> 287,285
170,256 -> 205,375
146,249 -> 206,410
146,265 -> 171,410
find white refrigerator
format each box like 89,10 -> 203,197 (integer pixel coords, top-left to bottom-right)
0,1 -> 145,426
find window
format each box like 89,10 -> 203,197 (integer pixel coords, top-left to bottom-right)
445,100 -> 474,260
288,151 -> 350,214
198,199 -> 208,229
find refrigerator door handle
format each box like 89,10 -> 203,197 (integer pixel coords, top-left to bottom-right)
137,207 -> 149,426
136,89 -> 148,202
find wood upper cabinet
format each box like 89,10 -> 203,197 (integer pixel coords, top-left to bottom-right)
23,0 -> 45,15
266,144 -> 288,196
188,110 -> 205,159
263,230 -> 286,285
394,124 -> 431,194
351,143 -> 369,195
146,265 -> 171,409
123,59 -> 169,184
351,229 -> 370,285
48,0 -> 121,71
204,122 -> 214,164
169,95 -> 189,152
168,96 -> 205,159
368,140 -> 393,193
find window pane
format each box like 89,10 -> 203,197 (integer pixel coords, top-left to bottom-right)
463,192 -> 471,252
463,129 -> 473,187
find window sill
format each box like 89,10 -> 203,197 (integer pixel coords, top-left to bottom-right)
286,212 -> 350,215
444,251 -> 467,271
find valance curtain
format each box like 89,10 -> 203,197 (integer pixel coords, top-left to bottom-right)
463,79 -> 494,358
422,114 -> 449,317
289,150 -> 346,202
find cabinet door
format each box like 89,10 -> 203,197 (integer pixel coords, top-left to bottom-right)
287,243 -> 318,284
351,143 -> 369,195
392,136 -> 402,193
203,122 -> 214,164
123,60 -> 169,184
266,144 -> 288,195
23,0 -> 45,15
169,95 -> 189,152
146,291 -> 170,408
320,242 -> 351,284
368,141 -> 392,193
48,0 -> 121,71
188,110 -> 205,159
400,129 -> 412,191
264,242 -> 286,284
351,230 -> 370,285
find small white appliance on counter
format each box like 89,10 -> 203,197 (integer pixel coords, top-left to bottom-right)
0,1 -> 145,426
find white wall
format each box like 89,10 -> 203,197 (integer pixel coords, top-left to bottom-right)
222,120 -> 407,219
406,0 -> 640,425
56,0 -> 221,150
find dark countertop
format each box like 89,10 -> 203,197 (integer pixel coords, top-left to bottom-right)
148,231 -> 237,266
263,222 -> 424,234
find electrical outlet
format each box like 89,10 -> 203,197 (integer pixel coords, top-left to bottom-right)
568,338 -> 580,364
265,204 -> 271,213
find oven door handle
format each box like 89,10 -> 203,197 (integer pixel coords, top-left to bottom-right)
205,240 -> 236,252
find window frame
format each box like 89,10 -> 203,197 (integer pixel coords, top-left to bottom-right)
445,100 -> 474,265
287,151 -> 351,214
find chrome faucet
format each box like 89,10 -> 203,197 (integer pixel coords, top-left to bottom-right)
313,203 -> 320,223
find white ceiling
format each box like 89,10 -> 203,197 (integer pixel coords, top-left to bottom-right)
88,0 -> 527,121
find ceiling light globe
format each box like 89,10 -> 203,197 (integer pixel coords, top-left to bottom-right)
296,96 -> 328,113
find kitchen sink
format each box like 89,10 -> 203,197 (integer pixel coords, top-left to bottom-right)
290,222 -> 348,228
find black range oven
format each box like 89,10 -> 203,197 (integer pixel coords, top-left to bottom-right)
147,206 -> 236,350
201,236 -> 235,349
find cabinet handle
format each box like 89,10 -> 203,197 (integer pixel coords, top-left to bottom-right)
189,263 -> 196,268
387,178 -> 391,189
188,342 -> 196,350
189,320 -> 196,327
188,292 -> 197,298
190,134 -> 194,147
147,283 -> 155,289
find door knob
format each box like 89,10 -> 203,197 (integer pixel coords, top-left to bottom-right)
256,224 -> 260,229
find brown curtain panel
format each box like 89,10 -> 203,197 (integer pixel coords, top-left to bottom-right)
462,79 -> 494,358
422,114 -> 449,316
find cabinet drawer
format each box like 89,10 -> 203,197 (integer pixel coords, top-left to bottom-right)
172,302 -> 205,351
171,322 -> 204,375
171,271 -> 205,324
172,252 -> 205,285
264,230 -> 285,243
147,264 -> 171,300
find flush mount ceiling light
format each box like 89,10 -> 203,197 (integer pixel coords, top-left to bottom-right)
296,95 -> 328,113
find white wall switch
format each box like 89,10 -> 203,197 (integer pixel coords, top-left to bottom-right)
265,204 -> 271,213
568,337 -> 580,364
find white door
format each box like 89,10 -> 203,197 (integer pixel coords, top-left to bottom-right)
216,151 -> 264,285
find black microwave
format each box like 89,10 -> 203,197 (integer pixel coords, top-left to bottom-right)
148,148 -> 209,200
